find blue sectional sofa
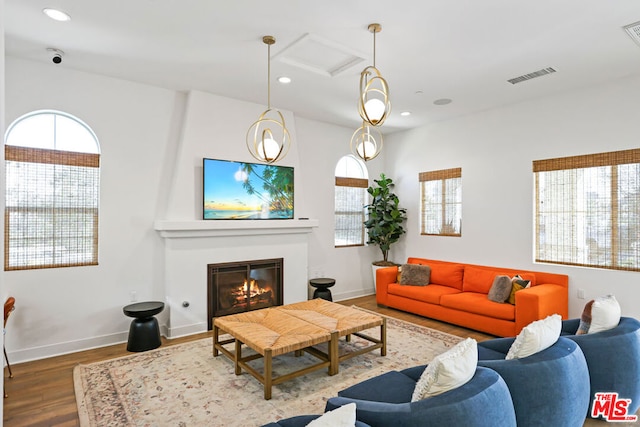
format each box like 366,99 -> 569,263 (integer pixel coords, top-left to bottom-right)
265,316 -> 640,426
562,316 -> 640,417
477,336 -> 590,427
325,366 -> 517,427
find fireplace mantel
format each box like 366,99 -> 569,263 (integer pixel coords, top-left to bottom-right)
154,219 -> 319,238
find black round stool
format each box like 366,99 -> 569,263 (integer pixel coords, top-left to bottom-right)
309,278 -> 335,301
123,301 -> 165,352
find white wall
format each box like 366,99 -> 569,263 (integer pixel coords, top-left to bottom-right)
163,90 -> 300,220
3,57 -> 377,362
4,57 -> 181,362
295,117 -> 384,300
385,74 -> 640,320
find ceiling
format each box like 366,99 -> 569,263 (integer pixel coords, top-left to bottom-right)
5,1 -> 640,133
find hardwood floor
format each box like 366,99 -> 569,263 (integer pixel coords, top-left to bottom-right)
3,328 -> 213,427
1,295 -> 613,426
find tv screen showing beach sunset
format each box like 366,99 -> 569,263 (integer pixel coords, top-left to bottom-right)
203,158 -> 294,220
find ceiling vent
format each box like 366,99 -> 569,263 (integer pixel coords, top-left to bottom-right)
273,33 -> 366,77
623,21 -> 640,46
507,67 -> 557,85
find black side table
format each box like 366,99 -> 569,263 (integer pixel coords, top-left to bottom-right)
309,278 -> 336,301
123,301 -> 165,352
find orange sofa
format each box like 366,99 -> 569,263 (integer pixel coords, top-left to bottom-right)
376,257 -> 569,337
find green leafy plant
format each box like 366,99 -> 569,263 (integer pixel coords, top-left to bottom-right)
364,173 -> 408,266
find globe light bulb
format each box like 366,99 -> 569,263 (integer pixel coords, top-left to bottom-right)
357,139 -> 376,160
364,98 -> 386,124
258,137 -> 280,161
350,123 -> 382,161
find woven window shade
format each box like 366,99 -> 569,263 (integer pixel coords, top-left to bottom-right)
335,177 -> 369,188
533,149 -> 640,172
534,149 -> 640,271
419,167 -> 462,182
5,145 -> 100,270
419,168 -> 462,236
335,177 -> 368,247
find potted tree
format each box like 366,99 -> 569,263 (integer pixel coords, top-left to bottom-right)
364,173 -> 407,283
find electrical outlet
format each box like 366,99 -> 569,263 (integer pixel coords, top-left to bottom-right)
130,290 -> 138,302
577,289 -> 585,299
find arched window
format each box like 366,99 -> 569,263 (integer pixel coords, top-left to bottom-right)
4,110 -> 101,270
334,155 -> 369,247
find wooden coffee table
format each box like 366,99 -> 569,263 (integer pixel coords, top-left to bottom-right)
277,299 -> 386,374
213,300 -> 386,399
213,308 -> 338,399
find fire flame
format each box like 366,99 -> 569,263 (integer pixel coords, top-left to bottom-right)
240,279 -> 267,297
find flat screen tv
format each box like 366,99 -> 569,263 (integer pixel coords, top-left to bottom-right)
203,158 -> 294,220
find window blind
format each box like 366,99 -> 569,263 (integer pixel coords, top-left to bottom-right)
419,167 -> 462,236
5,145 -> 100,270
335,177 -> 368,247
533,148 -> 640,271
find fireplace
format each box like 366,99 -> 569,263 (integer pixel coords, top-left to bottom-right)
207,258 -> 283,329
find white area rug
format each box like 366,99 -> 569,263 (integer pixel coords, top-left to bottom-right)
74,313 -> 461,427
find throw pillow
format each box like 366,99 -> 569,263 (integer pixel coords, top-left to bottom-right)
400,264 -> 431,286
516,272 -> 537,287
507,275 -> 531,305
487,275 -> 512,303
307,402 -> 356,427
576,299 -> 594,335
411,337 -> 477,401
506,314 -> 561,360
589,294 -> 621,334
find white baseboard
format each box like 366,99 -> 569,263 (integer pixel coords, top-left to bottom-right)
8,331 -> 129,364
166,321 -> 207,339
8,322 -> 206,364
332,289 -> 375,302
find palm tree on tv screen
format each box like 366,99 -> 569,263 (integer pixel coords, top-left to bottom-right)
240,163 -> 293,216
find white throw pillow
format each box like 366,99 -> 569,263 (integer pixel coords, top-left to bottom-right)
506,314 -> 561,360
411,337 -> 477,401
306,402 -> 356,427
589,294 -> 621,334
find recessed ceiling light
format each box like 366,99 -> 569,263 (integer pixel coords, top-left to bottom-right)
43,8 -> 71,22
400,111 -> 411,116
277,76 -> 292,84
433,98 -> 452,106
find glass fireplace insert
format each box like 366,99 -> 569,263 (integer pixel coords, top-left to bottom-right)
207,258 -> 283,329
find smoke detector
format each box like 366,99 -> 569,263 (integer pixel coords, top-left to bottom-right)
623,21 -> 640,47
